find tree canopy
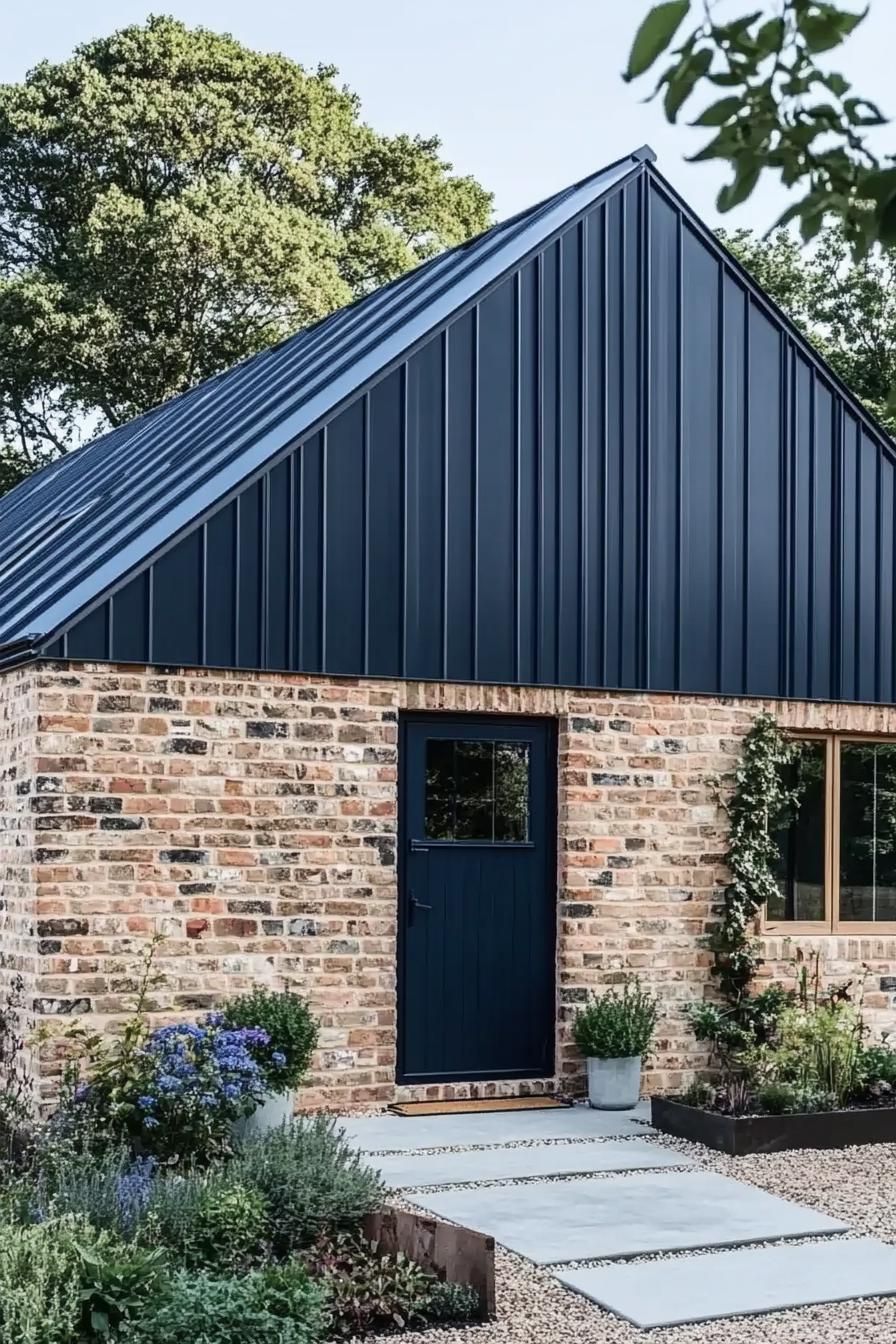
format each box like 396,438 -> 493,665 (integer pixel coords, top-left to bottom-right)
720,222 -> 896,434
0,16 -> 492,490
624,2 -> 890,251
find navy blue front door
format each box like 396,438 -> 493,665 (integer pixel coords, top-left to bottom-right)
398,715 -> 556,1084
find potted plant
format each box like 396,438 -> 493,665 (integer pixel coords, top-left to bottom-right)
220,987 -> 319,1136
572,977 -> 659,1109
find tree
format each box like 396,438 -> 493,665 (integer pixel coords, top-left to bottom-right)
624,2 -> 892,251
720,222 -> 896,433
0,16 -> 492,489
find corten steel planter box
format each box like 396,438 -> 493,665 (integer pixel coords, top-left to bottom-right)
363,1205 -> 496,1319
651,1096 -> 896,1156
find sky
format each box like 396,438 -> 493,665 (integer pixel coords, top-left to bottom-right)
2,0 -> 894,233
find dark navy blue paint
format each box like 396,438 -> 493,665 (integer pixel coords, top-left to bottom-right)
2,152 -> 895,706
397,714 -> 556,1084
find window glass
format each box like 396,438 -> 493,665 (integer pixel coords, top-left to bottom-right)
839,742 -> 896,923
424,739 -> 529,842
769,740 -> 826,922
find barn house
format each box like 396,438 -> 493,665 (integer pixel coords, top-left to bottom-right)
2,145 -> 895,1107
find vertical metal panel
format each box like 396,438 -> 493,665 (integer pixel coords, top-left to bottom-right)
204,502 -> 237,667
476,278 -> 517,682
517,260 -> 539,684
366,374 -> 403,675
111,572 -> 150,664
679,225 -> 720,692
555,228 -> 581,684
151,528 -> 202,666
50,161 -> 896,709
266,460 -> 291,669
646,191 -> 678,689
718,274 -> 747,694
323,401 -> 365,674
745,303 -> 782,695
443,313 -> 475,680
298,432 -> 323,673
237,481 -> 263,669
879,455 -> 894,701
839,412 -> 859,702
810,381 -> 834,699
791,357 -> 813,698
404,340 -> 444,678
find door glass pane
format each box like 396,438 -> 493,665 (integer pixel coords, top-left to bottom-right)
769,740 -> 826,922
840,742 -> 896,923
424,739 -> 530,841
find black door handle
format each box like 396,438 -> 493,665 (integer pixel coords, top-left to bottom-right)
408,890 -> 432,924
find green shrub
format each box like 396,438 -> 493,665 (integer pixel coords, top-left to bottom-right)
859,1042 -> 896,1088
232,1117 -> 384,1253
0,1216 -> 85,1344
139,1167 -> 266,1267
220,989 -> 319,1094
134,1268 -> 326,1344
572,977 -> 659,1059
425,1280 -> 481,1321
303,1233 -> 434,1336
681,1080 -> 716,1109
757,1081 -> 801,1115
28,1146 -> 156,1240
66,1231 -> 167,1339
772,1003 -> 862,1106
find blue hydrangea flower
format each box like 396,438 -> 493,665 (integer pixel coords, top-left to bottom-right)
137,1095 -> 156,1111
271,1051 -> 286,1067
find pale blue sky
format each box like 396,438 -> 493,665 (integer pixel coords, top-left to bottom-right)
3,1 -> 895,232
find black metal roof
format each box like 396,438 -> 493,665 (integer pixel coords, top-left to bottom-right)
0,147 -> 652,660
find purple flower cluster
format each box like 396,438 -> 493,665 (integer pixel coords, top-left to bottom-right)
130,1020 -> 270,1156
115,1156 -> 156,1235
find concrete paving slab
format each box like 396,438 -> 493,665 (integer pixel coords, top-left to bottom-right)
554,1236 -> 896,1327
408,1170 -> 848,1265
337,1101 -> 651,1152
373,1139 -> 692,1188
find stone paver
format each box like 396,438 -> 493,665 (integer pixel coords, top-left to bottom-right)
372,1138 -> 692,1188
337,1101 -> 650,1152
408,1170 -> 848,1265
554,1236 -> 896,1327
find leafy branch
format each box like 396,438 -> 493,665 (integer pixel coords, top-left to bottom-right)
625,2 -> 892,253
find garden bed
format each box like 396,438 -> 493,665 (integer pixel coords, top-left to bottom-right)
652,1096 -> 896,1156
364,1206 -> 495,1319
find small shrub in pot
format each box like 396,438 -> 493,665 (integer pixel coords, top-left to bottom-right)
572,977 -> 659,1109
221,989 -> 319,1135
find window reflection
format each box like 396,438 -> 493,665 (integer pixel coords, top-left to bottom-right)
840,743 -> 896,923
424,739 -> 529,842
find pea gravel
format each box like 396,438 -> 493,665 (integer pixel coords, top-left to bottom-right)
390,1136 -> 896,1343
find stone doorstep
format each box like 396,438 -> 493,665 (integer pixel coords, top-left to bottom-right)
371,1139 -> 694,1189
553,1236 -> 896,1329
407,1171 -> 848,1266
337,1100 -> 652,1152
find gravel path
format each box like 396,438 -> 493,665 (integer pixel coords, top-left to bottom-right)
391,1135 -> 896,1344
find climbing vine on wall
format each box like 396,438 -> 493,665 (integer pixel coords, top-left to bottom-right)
709,713 -> 806,1008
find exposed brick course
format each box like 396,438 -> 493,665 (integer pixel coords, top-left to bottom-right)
4,661 -> 896,1108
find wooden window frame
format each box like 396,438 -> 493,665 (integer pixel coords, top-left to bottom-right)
762,733 -> 896,936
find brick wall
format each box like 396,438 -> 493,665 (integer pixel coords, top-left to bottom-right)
0,666 -> 39,1084
6,661 -> 896,1109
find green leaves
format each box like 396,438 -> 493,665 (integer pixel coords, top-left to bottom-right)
691,95 -> 743,127
0,16 -> 493,489
625,1 -> 691,80
625,0 -> 889,256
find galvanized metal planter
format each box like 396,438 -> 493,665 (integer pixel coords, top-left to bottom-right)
651,1096 -> 896,1156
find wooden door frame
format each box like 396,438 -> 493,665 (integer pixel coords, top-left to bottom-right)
395,710 -> 558,1087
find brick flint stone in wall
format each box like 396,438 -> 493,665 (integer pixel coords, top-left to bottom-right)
7,663 -> 896,1111
36,918 -> 88,938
